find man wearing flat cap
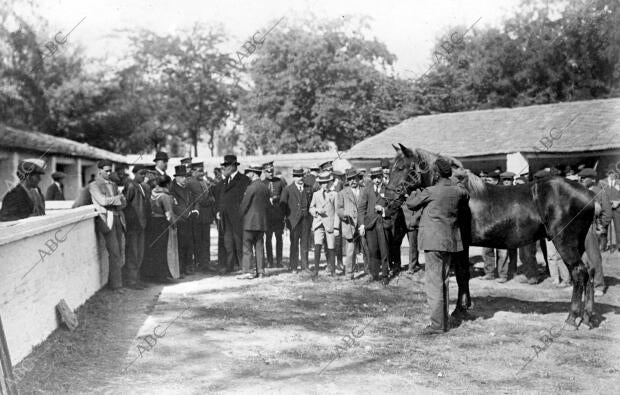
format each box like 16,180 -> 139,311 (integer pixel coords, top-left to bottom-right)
319,161 -> 333,173
187,162 -> 216,271
89,159 -> 127,292
309,171 -> 337,276
407,157 -> 469,334
336,168 -> 363,279
217,155 -> 250,273
46,171 -> 66,201
262,161 -> 287,268
180,157 -> 193,169
281,168 -> 313,272
238,165 -> 270,279
359,167 -> 390,281
0,159 -> 46,221
153,152 -> 169,176
122,164 -> 150,289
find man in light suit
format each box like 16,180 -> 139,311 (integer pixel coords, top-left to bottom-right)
89,159 -> 127,292
336,168 -> 362,279
280,168 -> 313,272
238,165 -> 270,279
359,167 -> 390,282
604,167 -> 620,251
309,172 -> 337,276
217,155 -> 251,273
122,165 -> 149,289
407,158 -> 469,334
45,171 -> 66,200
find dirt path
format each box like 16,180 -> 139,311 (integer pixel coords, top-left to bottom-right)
16,247 -> 620,394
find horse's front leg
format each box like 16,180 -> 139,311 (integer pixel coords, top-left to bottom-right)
567,263 -> 588,328
582,266 -> 595,329
451,249 -> 472,320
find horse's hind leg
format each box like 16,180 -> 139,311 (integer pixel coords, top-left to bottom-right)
451,249 -> 472,321
583,266 -> 595,329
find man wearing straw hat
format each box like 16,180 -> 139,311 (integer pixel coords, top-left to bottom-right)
336,168 -> 362,279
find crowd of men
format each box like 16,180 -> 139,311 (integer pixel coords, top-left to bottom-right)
1,154 -> 618,334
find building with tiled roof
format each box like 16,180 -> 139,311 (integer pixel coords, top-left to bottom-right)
0,125 -> 131,200
345,98 -> 620,176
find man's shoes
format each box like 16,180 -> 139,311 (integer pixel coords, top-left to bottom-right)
160,277 -> 178,284
481,274 -> 495,280
112,288 -> 125,294
496,277 -> 508,284
555,281 -> 571,288
127,283 -> 145,290
236,273 -> 257,280
420,325 -> 444,336
185,266 -> 195,275
258,273 -> 266,279
527,277 -> 540,285
594,289 -> 604,297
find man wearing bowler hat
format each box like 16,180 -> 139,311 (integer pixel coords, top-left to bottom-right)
262,161 -> 287,268
217,154 -> 250,273
187,162 -> 216,271
153,152 -> 169,176
280,168 -> 313,272
0,159 -> 47,221
46,171 -> 66,200
238,165 -> 270,279
170,164 -> 199,276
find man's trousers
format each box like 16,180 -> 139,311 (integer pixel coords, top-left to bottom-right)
424,250 -> 452,331
265,230 -> 283,267
289,218 -> 310,270
192,220 -> 211,266
103,219 -> 125,289
177,219 -> 194,273
243,230 -> 265,275
223,217 -> 243,272
584,225 -> 605,290
124,228 -> 144,286
407,228 -> 419,270
365,224 -> 389,279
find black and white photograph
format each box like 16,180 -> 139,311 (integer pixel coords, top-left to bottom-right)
0,0 -> 619,393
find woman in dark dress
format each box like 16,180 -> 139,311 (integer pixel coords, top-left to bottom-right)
145,175 -> 177,282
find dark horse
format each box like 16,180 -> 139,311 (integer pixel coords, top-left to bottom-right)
384,144 -> 596,328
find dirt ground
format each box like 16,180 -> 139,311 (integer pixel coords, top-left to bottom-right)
14,232 -> 620,395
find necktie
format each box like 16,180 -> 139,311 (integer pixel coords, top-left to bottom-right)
322,190 -> 326,200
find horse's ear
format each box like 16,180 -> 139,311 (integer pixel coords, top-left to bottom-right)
392,144 -> 400,152
399,143 -> 414,158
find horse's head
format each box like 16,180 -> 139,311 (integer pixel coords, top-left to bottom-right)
384,143 -> 464,217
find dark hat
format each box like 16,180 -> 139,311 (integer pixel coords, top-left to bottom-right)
534,169 -> 551,179
51,171 -> 66,180
173,165 -> 189,177
345,168 -> 360,180
262,161 -> 275,171
180,157 -> 192,165
309,164 -> 320,172
380,158 -> 391,169
221,154 -> 240,167
317,171 -> 333,183
154,151 -> 169,162
500,171 -> 515,180
190,162 -> 204,170
370,167 -> 383,177
245,164 -> 263,175
332,170 -> 345,178
292,168 -> 304,177
97,159 -> 113,168
578,168 -> 597,178
319,161 -> 333,171
143,164 -> 157,171
17,159 -> 46,176
132,164 -> 146,173
435,157 -> 452,178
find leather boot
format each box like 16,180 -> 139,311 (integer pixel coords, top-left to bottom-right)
314,244 -> 322,275
327,248 -> 335,275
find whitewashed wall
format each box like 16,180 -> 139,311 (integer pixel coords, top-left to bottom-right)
0,206 -> 108,365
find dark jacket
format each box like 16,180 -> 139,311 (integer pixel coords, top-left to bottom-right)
45,183 -> 65,201
0,184 -> 45,221
280,182 -> 313,229
187,176 -> 215,224
358,183 -> 386,230
240,179 -> 270,231
170,180 -> 195,222
123,180 -> 149,230
263,176 -> 287,232
406,178 -> 469,252
218,172 -> 251,228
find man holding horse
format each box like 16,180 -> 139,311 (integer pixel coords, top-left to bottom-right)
406,158 -> 469,334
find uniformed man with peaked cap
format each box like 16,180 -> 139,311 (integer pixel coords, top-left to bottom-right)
262,161 -> 287,268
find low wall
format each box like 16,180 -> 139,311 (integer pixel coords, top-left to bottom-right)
0,205 -> 108,365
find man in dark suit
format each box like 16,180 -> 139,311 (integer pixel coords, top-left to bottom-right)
262,161 -> 287,268
45,171 -> 66,200
359,167 -> 390,282
122,165 -> 149,289
217,155 -> 251,273
0,160 -> 46,221
153,151 -> 169,177
238,165 -> 270,279
604,167 -> 620,251
280,168 -> 313,272
336,169 -> 362,279
187,162 -> 216,271
170,165 -> 198,276
407,158 -> 469,334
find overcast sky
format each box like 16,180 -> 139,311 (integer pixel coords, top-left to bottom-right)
22,0 -> 522,78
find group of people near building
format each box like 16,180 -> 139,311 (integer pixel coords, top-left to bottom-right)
1,154 -> 618,334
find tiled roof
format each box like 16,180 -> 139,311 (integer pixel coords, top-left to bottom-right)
0,125 -> 129,163
345,98 -> 620,159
